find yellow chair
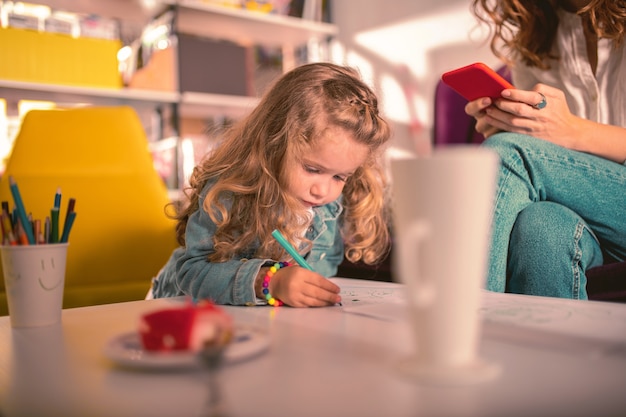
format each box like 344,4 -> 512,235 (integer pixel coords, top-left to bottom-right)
0,106 -> 178,315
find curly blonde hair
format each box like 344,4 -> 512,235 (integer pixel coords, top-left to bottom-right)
472,0 -> 626,69
173,62 -> 392,265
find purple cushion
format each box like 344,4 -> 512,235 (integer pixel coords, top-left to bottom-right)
433,80 -> 484,146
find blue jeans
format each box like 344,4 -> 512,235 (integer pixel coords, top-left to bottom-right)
482,133 -> 626,299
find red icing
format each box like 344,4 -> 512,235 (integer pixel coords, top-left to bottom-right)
138,301 -> 232,352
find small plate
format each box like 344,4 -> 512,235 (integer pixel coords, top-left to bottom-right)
104,325 -> 269,370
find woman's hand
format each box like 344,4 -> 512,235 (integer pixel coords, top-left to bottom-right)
488,84 -> 585,148
466,84 -> 584,149
259,265 -> 342,307
465,84 -> 626,163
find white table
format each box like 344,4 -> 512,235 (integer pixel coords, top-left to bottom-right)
1,278 -> 626,417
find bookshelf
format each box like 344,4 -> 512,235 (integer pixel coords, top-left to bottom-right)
0,0 -> 337,116
0,0 -> 338,188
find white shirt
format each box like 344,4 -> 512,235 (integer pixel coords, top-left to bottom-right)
512,9 -> 626,128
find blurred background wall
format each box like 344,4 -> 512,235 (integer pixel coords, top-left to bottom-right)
331,0 -> 501,156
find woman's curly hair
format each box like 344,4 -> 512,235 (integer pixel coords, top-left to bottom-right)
472,0 -> 626,69
171,62 -> 392,265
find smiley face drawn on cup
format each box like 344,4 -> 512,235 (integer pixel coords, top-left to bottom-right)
2,252 -> 63,292
37,256 -> 63,291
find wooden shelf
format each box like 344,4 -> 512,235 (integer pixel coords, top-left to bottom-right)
0,80 -> 262,118
0,79 -> 178,109
34,0 -> 338,48
1,1 -> 336,116
170,0 -> 337,48
29,0 -> 165,26
179,91 -> 259,119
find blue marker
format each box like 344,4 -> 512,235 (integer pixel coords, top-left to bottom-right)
271,229 -> 314,271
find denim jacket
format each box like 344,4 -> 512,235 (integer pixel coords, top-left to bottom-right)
151,182 -> 344,305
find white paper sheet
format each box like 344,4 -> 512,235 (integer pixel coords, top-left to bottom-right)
334,278 -> 626,356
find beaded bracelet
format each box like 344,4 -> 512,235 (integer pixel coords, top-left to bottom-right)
262,261 -> 290,307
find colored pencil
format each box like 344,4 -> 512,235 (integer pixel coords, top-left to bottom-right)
16,218 -> 29,245
1,211 -> 17,245
271,229 -> 314,271
44,216 -> 51,244
54,187 -> 62,209
8,177 -> 35,244
50,207 -> 60,243
60,211 -> 76,243
63,198 -> 76,232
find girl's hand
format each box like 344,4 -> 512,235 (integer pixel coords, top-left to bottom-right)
270,266 -> 341,307
477,84 -> 585,150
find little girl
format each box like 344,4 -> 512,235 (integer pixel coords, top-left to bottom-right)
151,62 -> 392,307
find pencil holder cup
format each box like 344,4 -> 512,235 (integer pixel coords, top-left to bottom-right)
0,243 -> 69,327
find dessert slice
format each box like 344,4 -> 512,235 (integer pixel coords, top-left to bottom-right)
139,301 -> 233,352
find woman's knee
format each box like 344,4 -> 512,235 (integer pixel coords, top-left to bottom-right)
510,202 -> 598,253
508,202 -> 603,297
513,202 -> 564,237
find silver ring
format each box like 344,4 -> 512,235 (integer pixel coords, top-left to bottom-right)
533,92 -> 547,110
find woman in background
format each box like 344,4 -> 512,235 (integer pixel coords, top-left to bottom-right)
467,0 -> 626,298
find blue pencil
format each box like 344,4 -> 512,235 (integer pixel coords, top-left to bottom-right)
54,187 -> 62,209
271,229 -> 314,271
8,177 -> 35,245
60,211 -> 76,243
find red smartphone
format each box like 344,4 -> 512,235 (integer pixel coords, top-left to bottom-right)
441,62 -> 513,102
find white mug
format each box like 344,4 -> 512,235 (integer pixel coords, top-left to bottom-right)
390,146 -> 500,385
